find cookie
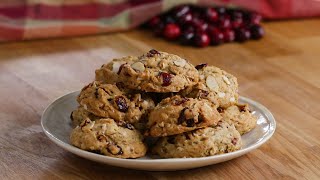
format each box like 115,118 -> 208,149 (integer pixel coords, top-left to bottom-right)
70,106 -> 100,126
152,121 -> 242,158
220,104 -> 257,135
95,56 -> 137,84
117,49 -> 199,92
146,95 -> 222,137
77,81 -> 155,124
70,118 -> 147,158
181,64 -> 238,108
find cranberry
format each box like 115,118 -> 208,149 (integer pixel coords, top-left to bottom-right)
208,28 -> 224,45
235,28 -> 251,42
115,96 -> 128,112
159,72 -> 173,86
147,49 -> 160,57
148,16 -> 161,28
180,27 -> 195,45
172,4 -> 191,18
204,7 -> 218,22
163,15 -> 176,24
173,97 -> 189,105
194,32 -> 210,47
223,29 -> 235,42
231,18 -> 243,29
177,107 -> 187,124
191,18 -> 208,32
215,7 -> 226,15
250,24 -> 264,39
163,23 -> 181,40
249,13 -> 262,25
230,10 -> 243,20
178,12 -> 193,25
195,63 -> 207,70
218,15 -> 231,29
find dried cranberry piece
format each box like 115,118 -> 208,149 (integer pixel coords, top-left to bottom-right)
195,63 -> 207,70
94,89 -> 99,98
232,138 -> 238,145
167,136 -> 175,144
177,107 -> 187,124
217,107 -> 224,113
186,119 -> 195,127
198,90 -> 209,98
159,72 -> 173,86
238,105 -> 247,112
117,64 -> 126,75
115,96 -> 128,112
147,49 -> 160,57
107,144 -> 123,155
174,97 -> 189,105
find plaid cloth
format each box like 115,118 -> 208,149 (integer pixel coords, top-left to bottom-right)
1,0 -> 320,42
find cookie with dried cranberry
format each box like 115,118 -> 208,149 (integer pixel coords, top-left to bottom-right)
117,49 -> 199,92
77,81 -> 155,124
145,95 -> 222,137
70,118 -> 147,158
95,56 -> 138,84
181,65 -> 238,108
70,106 -> 101,126
220,104 -> 257,135
152,121 -> 242,158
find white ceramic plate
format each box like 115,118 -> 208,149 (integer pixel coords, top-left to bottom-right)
41,91 -> 276,171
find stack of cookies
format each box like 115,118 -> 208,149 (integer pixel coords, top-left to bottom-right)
70,49 -> 257,158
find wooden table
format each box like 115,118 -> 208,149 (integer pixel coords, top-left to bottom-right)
0,19 -> 319,179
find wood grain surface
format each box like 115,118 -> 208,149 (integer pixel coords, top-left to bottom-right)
0,19 -> 320,179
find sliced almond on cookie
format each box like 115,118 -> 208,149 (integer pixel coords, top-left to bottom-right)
218,92 -> 225,98
131,62 -> 145,72
112,62 -> 122,73
173,59 -> 186,67
222,76 -> 231,85
206,76 -> 219,91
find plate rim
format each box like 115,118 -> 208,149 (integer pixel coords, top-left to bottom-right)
41,91 -> 276,164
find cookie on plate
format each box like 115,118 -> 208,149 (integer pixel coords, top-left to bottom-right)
152,121 -> 242,158
146,95 -> 222,137
220,104 -> 257,135
77,81 -> 155,124
70,118 -> 147,158
181,64 -> 238,108
70,106 -> 100,126
118,49 -> 199,92
95,56 -> 137,84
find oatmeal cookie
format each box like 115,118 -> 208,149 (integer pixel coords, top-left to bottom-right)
117,49 -> 199,92
146,95 -> 222,137
77,81 -> 155,124
181,64 -> 238,108
220,104 -> 257,135
70,118 -> 147,158
152,121 -> 242,158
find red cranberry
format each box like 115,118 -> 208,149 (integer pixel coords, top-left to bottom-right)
163,15 -> 176,24
148,16 -> 161,28
235,28 -> 251,42
250,13 -> 262,25
172,4 -> 191,18
178,12 -> 193,25
230,10 -> 243,20
194,32 -> 210,47
191,18 -> 208,33
204,7 -> 218,22
163,23 -> 181,40
159,72 -> 173,86
215,7 -> 226,15
195,63 -> 208,70
223,29 -> 235,42
231,18 -> 243,29
115,96 -> 128,112
250,25 -> 264,39
208,28 -> 224,45
180,27 -> 195,45
218,15 -> 231,29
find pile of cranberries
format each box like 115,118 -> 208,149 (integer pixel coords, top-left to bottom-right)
144,5 -> 264,47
